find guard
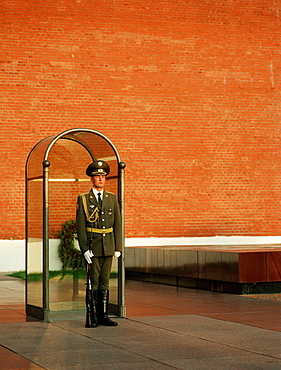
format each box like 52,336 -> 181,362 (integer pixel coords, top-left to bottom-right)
76,160 -> 122,327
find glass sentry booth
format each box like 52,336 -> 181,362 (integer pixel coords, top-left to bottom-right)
25,128 -> 126,322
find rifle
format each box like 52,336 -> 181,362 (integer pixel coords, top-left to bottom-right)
84,205 -> 99,328
85,262 -> 97,328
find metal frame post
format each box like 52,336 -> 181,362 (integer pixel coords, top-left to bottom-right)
43,160 -> 50,322
118,161 -> 126,317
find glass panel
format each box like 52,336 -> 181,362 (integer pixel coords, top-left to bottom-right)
109,257 -> 118,307
26,178 -> 43,308
46,135 -> 118,312
27,136 -> 55,180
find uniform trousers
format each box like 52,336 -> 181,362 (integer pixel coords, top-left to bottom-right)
92,256 -> 113,290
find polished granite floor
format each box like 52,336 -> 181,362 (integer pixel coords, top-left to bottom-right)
1,274 -> 281,330
0,274 -> 281,369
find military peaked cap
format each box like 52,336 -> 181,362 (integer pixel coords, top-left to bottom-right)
86,160 -> 110,177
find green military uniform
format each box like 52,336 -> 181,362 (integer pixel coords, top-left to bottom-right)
76,189 -> 122,256
76,189 -> 122,288
76,160 -> 122,327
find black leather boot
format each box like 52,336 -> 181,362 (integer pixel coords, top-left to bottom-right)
98,290 -> 118,326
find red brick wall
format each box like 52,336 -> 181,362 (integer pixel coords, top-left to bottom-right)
1,0 -> 280,240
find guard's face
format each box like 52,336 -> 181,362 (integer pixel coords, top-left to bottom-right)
91,175 -> 106,190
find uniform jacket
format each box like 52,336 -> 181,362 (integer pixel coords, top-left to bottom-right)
76,189 -> 122,257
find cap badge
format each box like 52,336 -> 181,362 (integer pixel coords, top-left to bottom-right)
98,161 -> 103,166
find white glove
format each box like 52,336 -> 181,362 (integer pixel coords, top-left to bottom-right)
84,250 -> 94,264
114,251 -> 121,258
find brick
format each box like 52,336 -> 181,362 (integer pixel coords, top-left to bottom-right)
0,0 -> 280,240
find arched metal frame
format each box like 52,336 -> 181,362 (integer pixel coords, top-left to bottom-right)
25,128 -> 126,322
